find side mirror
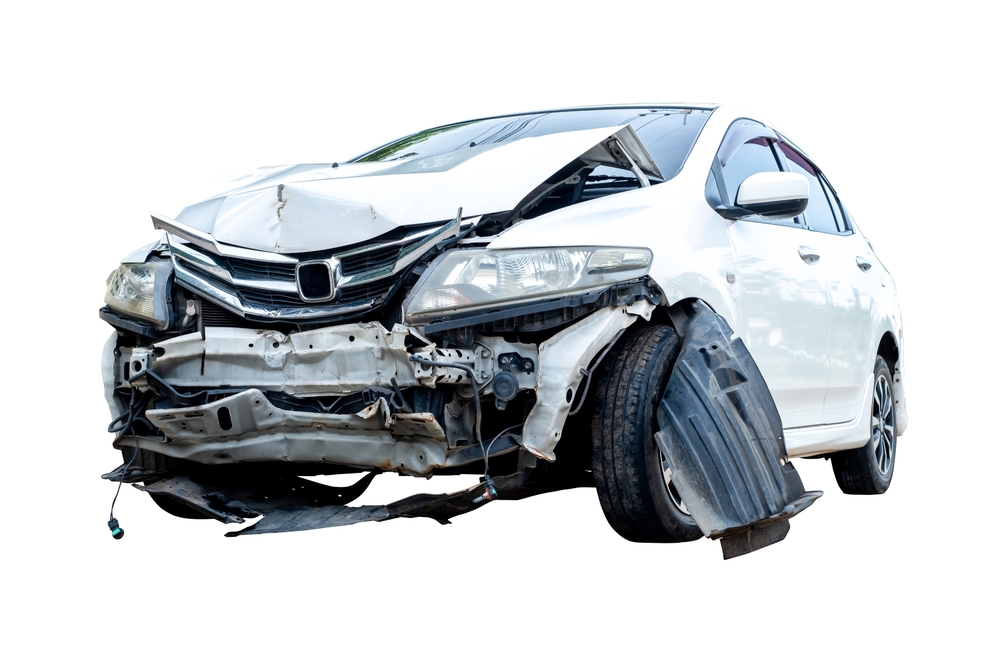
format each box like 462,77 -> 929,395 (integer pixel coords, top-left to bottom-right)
717,171 -> 809,220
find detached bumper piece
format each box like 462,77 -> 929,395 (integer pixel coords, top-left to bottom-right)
656,303 -> 822,559
225,472 -> 525,537
104,461 -> 548,537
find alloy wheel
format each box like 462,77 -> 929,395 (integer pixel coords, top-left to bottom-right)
872,374 -> 895,476
659,451 -> 691,516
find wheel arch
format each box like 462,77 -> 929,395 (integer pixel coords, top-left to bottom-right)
651,287 -> 737,334
877,330 -> 900,373
537,296 -> 733,470
649,295 -> 732,336
876,328 -> 907,436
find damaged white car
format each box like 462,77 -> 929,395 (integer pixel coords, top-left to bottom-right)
101,105 -> 906,557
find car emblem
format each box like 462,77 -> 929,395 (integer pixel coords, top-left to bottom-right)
295,258 -> 341,303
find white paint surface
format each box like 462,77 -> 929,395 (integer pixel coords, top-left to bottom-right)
1,2 -> 994,665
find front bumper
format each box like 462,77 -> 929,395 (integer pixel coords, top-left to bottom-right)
103,302 -> 654,474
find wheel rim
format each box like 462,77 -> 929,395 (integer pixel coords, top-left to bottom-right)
659,452 -> 691,516
871,374 -> 895,477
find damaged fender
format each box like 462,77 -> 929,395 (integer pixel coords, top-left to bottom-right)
656,302 -> 822,558
523,299 -> 655,461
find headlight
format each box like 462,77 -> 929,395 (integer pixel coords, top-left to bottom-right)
403,246 -> 652,322
104,260 -> 173,329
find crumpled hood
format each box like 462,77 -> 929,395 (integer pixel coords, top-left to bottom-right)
167,126 -> 660,254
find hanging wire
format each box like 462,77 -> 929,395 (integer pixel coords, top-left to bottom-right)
483,421 -> 525,473
106,384 -> 145,538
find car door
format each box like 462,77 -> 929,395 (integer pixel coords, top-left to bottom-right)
711,126 -> 831,429
775,142 -> 880,424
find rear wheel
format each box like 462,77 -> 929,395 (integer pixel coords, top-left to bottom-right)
831,356 -> 896,494
591,324 -> 702,543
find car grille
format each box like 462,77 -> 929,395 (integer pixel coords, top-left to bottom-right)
226,247 -> 399,284
227,257 -> 297,282
232,285 -> 313,309
231,276 -> 398,309
171,221 -> 452,323
339,246 -> 399,275
339,276 -> 398,302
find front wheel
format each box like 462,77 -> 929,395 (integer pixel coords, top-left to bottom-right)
831,356 -> 897,494
590,324 -> 702,543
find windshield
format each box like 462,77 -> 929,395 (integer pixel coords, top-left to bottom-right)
352,107 -> 713,182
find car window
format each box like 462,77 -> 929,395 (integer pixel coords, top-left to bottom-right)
720,138 -> 782,207
633,112 -> 712,184
821,175 -> 850,233
351,108 -> 712,182
777,143 -> 839,234
841,203 -> 857,233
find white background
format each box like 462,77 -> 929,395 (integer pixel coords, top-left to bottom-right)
2,1 -> 996,664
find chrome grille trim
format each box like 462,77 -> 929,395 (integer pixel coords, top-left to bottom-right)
173,260 -> 375,321
171,244 -> 300,293
167,212 -> 476,321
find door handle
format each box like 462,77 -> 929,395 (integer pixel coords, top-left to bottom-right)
856,256 -> 872,271
798,246 -> 820,264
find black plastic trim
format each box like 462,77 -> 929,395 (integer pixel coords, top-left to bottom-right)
420,278 -> 661,337
99,306 -> 158,339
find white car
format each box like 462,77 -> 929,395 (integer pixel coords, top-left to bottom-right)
101,104 -> 906,557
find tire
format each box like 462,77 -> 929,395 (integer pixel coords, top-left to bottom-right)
831,356 -> 896,495
591,324 -> 702,543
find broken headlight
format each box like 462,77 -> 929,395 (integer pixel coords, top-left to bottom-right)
104,260 -> 173,329
403,246 -> 652,322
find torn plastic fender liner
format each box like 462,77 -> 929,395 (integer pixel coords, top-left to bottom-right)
656,302 -> 822,558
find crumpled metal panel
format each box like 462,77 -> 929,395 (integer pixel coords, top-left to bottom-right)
147,391 -> 446,442
524,300 -> 654,461
655,302 -> 821,558
171,126 -> 662,254
137,387 -> 520,472
142,390 -> 452,472
141,321 -> 535,397
146,322 -> 421,396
